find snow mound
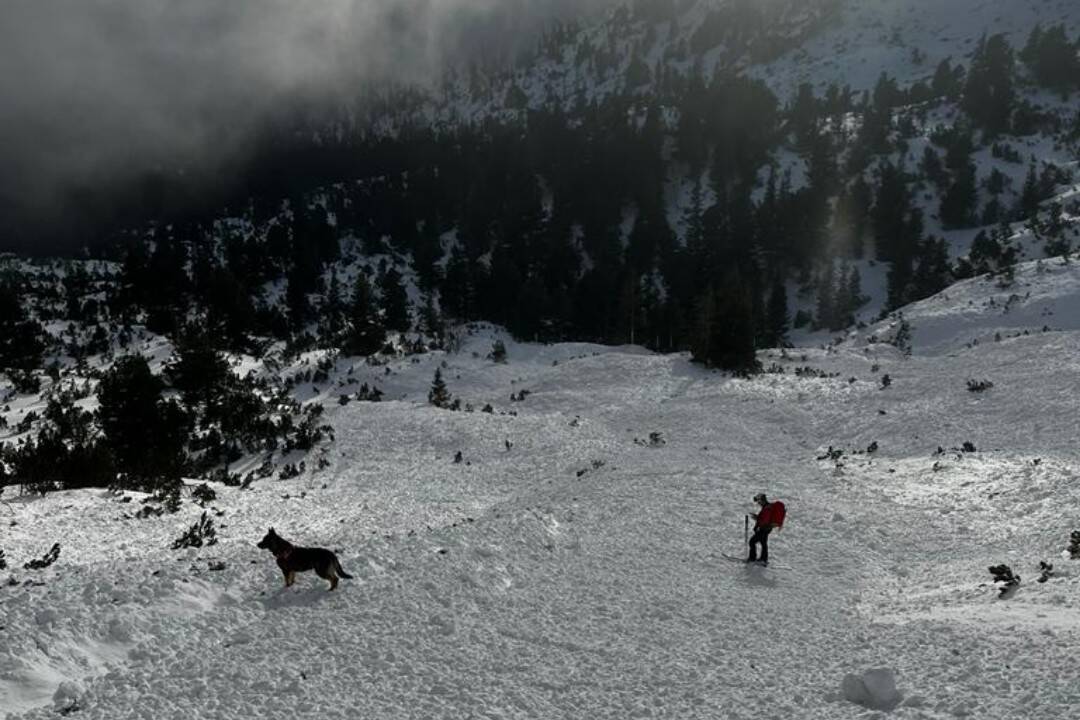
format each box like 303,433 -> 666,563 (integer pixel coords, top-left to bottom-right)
841,667 -> 903,711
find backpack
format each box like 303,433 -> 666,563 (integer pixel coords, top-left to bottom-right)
769,501 -> 786,528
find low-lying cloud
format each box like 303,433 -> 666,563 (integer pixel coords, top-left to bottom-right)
0,0 -> 612,250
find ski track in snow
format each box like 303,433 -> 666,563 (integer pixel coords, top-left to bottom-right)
4,281 -> 1080,718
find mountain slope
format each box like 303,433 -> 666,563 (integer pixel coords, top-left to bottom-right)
4,259 -> 1080,718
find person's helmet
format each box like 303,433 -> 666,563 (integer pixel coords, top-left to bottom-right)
753,493 -> 768,503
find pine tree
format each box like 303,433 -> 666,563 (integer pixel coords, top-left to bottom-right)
97,355 -> 190,491
320,271 -> 346,345
940,161 -> 978,229
846,266 -> 867,314
0,282 -> 45,373
441,247 -> 476,321
1022,24 -> 1080,94
963,34 -> 1015,135
911,238 -> 954,300
343,272 -> 386,357
379,268 -> 411,332
165,329 -> 232,411
765,276 -> 789,347
420,294 -> 445,346
815,263 -> 835,330
931,58 -> 963,99
689,276 -> 759,374
1019,163 -> 1042,219
428,368 -> 451,408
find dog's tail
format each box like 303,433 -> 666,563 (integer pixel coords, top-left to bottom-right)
334,556 -> 354,580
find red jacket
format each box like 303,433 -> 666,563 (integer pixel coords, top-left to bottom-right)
756,501 -> 786,529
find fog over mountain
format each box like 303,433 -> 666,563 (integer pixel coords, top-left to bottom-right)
0,0 -> 613,252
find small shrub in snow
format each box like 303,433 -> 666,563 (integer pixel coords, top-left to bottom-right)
1068,531 -> 1080,559
172,512 -> 218,550
356,383 -> 383,402
24,543 -> 60,570
289,405 -> 332,452
866,441 -> 879,454
961,441 -> 977,453
988,564 -> 1020,597
817,447 -> 844,461
205,467 -> 240,487
191,483 -> 216,507
157,485 -> 182,514
453,451 -> 463,464
967,379 -> 994,393
880,374 -> 892,389
488,340 -> 508,363
16,411 -> 38,433
482,403 -> 494,414
279,463 -> 303,480
1037,562 -> 1055,584
134,505 -> 165,519
0,548 -> 6,570
795,366 -> 839,379
11,370 -> 41,395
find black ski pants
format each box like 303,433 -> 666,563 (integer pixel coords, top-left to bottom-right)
747,525 -> 773,563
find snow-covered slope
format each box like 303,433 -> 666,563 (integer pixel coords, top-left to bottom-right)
752,0 -> 1080,97
4,259 -> 1080,718
848,256 -> 1080,355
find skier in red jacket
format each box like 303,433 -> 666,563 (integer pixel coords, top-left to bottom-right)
747,493 -> 785,565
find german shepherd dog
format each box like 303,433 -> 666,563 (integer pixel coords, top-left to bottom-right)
256,528 -> 353,591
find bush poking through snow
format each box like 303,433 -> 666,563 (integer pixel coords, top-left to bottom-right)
989,564 -> 1020,597
24,543 -> 60,570
172,512 -> 218,550
880,374 -> 892,389
356,383 -> 384,402
488,340 -> 508,363
1037,562 -> 1055,583
967,379 -> 995,392
634,432 -> 666,447
279,463 -> 304,480
817,446 -> 844,461
191,483 -> 216,507
0,548 -> 6,570
1069,531 -> 1080,559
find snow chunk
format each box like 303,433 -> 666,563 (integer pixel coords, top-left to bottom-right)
53,680 -> 84,712
841,667 -> 903,711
